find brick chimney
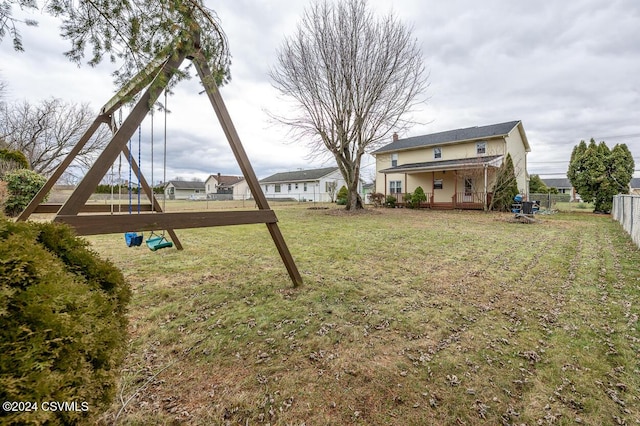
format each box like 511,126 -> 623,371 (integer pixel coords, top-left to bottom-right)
393,132 -> 399,142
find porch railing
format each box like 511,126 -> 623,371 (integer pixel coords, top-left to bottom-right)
388,192 -> 489,209
453,192 -> 488,209
394,192 -> 433,207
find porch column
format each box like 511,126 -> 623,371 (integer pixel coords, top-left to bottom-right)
404,173 -> 408,204
483,164 -> 488,210
384,174 -> 387,199
432,171 -> 435,205
453,170 -> 458,208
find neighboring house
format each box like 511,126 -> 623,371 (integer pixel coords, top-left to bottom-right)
541,177 -> 640,201
260,167 -> 356,202
205,173 -> 250,200
540,178 -> 581,201
631,178 -> 640,195
362,182 -> 375,204
373,120 -> 531,209
164,180 -> 206,200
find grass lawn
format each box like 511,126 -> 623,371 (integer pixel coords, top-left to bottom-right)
87,205 -> 640,425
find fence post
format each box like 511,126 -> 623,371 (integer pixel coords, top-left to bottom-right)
630,196 -> 634,237
613,194 -> 640,249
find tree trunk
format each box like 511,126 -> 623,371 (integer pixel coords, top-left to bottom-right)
333,148 -> 362,210
344,164 -> 363,210
346,185 -> 363,210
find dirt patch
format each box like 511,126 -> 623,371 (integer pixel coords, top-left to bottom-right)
323,207 -> 383,216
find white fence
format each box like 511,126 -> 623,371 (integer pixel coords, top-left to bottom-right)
612,195 -> 640,248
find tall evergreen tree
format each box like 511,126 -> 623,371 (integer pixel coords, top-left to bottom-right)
567,140 -> 588,181
529,174 -> 549,193
489,153 -> 519,211
567,138 -> 635,213
610,144 -> 635,193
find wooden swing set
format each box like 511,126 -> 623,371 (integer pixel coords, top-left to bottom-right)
17,32 -> 303,287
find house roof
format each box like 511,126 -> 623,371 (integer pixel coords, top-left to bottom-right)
380,155 -> 504,174
542,178 -> 572,189
541,177 -> 640,189
362,182 -> 375,190
260,167 -> 339,183
373,120 -> 527,154
166,180 -> 205,190
207,174 -> 245,186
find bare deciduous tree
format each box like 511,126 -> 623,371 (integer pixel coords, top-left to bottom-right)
269,0 -> 428,210
326,180 -> 337,202
0,98 -> 110,176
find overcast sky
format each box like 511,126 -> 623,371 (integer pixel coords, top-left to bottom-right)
1,0 -> 639,184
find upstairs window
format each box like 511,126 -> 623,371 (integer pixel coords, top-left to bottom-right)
476,141 -> 486,155
434,147 -> 442,159
391,153 -> 398,167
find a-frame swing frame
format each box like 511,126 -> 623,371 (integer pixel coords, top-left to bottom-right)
17,39 -> 303,287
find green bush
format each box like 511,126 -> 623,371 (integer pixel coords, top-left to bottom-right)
0,219 -> 130,425
95,184 -> 123,194
3,168 -> 48,217
385,195 -> 397,208
336,185 -> 348,204
410,186 -> 427,208
490,153 -> 519,212
0,148 -> 29,178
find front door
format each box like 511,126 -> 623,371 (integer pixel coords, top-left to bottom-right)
463,178 -> 473,202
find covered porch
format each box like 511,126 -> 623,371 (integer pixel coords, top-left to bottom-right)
380,155 -> 503,210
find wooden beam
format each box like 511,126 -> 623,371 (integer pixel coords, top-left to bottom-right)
100,56 -> 169,116
54,210 -> 278,236
265,222 -> 304,286
35,204 -> 154,214
17,117 -> 108,221
193,54 -> 303,287
58,51 -> 187,217
193,55 -> 271,210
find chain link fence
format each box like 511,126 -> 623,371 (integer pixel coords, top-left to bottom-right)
612,195 -> 640,248
528,193 -> 571,210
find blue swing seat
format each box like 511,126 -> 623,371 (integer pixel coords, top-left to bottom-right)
125,232 -> 143,247
146,235 -> 173,251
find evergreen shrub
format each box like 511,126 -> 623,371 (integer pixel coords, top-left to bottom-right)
336,185 -> 348,205
410,186 -> 427,208
3,168 -> 48,217
0,218 -> 130,425
0,148 -> 29,178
